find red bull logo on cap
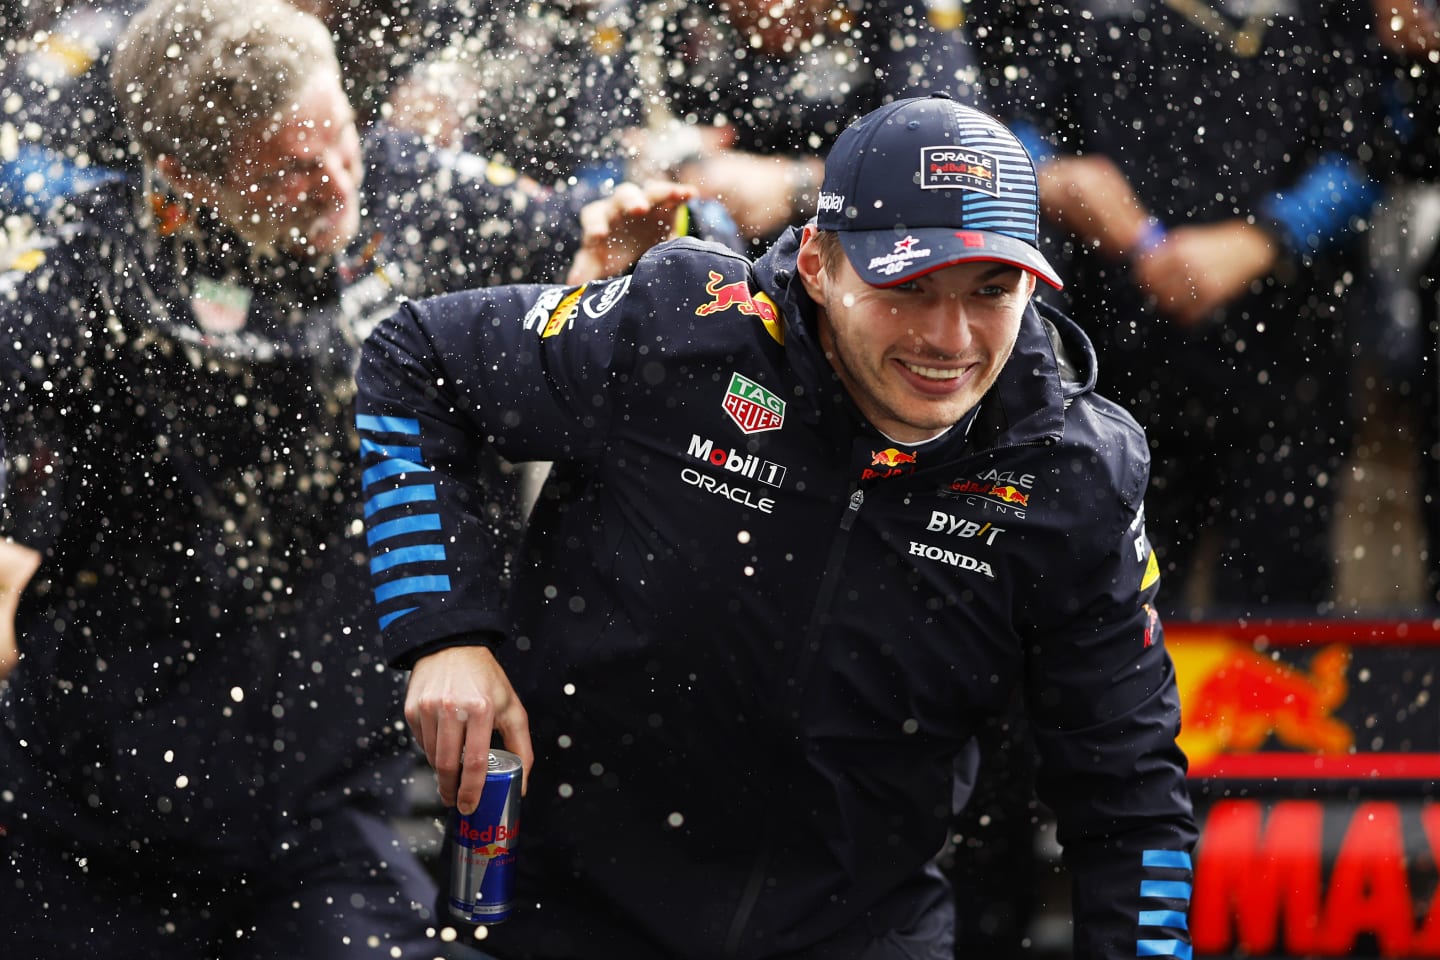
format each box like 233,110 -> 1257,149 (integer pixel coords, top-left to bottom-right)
921,145 -> 999,195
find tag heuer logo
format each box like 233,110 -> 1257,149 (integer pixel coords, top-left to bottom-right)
723,372 -> 785,435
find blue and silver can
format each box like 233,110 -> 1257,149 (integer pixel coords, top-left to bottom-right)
448,749 -> 522,924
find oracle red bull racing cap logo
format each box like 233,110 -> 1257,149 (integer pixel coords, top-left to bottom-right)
723,372 -> 785,435
920,145 -> 999,196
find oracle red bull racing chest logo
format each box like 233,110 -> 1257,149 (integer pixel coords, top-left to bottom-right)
722,372 -> 785,435
941,469 -> 1036,516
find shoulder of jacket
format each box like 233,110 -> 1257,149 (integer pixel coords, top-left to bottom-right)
635,236 -> 754,274
1057,393 -> 1151,508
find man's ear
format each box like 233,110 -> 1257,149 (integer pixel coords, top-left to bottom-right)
795,223 -> 827,302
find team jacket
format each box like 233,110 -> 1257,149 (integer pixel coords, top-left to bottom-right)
0,128 -> 581,872
357,228 -> 1198,959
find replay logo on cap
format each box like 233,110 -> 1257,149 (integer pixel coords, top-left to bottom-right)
815,94 -> 1063,290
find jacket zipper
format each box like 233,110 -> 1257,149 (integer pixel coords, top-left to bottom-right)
722,487 -> 865,959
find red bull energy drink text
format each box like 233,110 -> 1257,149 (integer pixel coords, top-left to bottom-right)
448,749 -> 522,924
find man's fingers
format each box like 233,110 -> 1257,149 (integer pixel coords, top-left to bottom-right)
641,179 -> 697,207
494,702 -> 533,795
433,703 -> 473,808
456,709 -> 497,815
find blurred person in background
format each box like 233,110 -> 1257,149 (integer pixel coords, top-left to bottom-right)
0,0 -> 477,218
0,0 -> 695,954
614,0 -> 984,248
1365,0 -> 1440,605
990,0 -> 1383,616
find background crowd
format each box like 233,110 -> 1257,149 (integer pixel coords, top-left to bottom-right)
0,0 -> 1436,957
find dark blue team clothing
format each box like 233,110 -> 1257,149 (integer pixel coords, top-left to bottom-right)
0,129 -> 585,958
356,228 -> 1197,958
997,0 -> 1382,611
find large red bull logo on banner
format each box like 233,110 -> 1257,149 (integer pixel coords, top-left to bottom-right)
1168,621 -> 1440,957
1172,633 -> 1353,770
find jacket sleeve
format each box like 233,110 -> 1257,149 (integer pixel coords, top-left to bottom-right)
353,272 -> 637,665
1019,406 -> 1197,960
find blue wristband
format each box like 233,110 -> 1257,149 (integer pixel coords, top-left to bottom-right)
1133,219 -> 1168,256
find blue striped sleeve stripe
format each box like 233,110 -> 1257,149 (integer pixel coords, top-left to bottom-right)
367,513 -> 442,546
1142,850 -> 1192,869
374,575 -> 452,604
378,606 -> 419,630
1137,939 -> 1192,960
361,438 -> 423,461
1140,881 -> 1192,901
1139,910 -> 1188,930
357,414 -> 421,435
363,458 -> 430,489
364,484 -> 438,518
370,543 -> 447,574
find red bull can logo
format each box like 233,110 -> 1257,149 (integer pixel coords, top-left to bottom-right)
449,750 -> 523,924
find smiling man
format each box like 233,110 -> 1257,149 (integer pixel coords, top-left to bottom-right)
357,95 -> 1196,959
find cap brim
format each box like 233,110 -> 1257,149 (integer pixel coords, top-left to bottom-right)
837,228 -> 1064,291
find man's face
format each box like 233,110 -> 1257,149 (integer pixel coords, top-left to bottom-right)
796,228 -> 1036,444
214,73 -> 364,258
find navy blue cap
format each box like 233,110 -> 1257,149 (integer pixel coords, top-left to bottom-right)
816,94 -> 1062,290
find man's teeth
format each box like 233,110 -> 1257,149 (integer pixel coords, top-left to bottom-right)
903,361 -> 960,380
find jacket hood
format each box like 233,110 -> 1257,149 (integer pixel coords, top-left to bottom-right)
752,225 -> 1102,451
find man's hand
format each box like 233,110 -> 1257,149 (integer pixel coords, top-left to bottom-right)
0,539 -> 41,681
567,180 -> 698,285
1133,220 -> 1278,326
1037,154 -> 1156,262
675,151 -> 820,241
405,645 -> 532,815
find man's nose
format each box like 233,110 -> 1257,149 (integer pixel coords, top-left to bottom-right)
920,298 -> 973,355
307,149 -> 353,202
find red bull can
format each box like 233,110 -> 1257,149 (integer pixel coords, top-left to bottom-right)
448,749 -> 522,924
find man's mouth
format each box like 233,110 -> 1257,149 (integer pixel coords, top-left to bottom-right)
901,360 -> 964,381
